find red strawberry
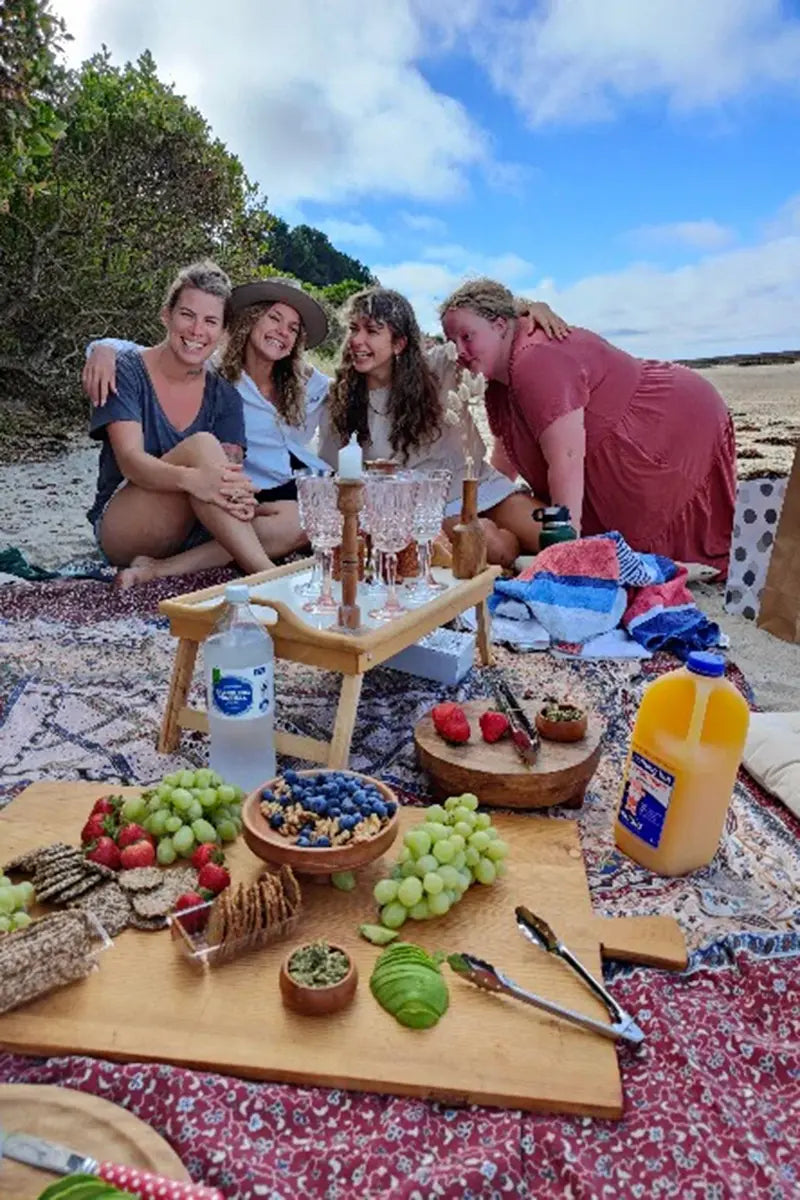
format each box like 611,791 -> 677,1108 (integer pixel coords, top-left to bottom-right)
197,862 -> 231,895
81,812 -> 112,845
191,842 -> 225,871
436,708 -> 471,744
85,836 -> 121,871
479,710 -> 511,743
117,823 -> 154,850
432,701 -> 460,729
173,891 -> 209,935
119,839 -> 156,870
91,796 -> 118,816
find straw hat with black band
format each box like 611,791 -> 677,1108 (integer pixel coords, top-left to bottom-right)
229,278 -> 329,349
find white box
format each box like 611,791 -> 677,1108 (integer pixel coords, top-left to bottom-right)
383,628 -> 476,685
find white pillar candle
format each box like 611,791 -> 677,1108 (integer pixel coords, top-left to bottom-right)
338,432 -> 363,480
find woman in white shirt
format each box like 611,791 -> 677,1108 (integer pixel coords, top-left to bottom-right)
318,288 -> 550,566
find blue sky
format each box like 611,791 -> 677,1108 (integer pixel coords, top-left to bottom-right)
52,0 -> 800,358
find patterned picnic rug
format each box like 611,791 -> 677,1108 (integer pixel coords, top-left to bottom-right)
1,572 -> 798,1199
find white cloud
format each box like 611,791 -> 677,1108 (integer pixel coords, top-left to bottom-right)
439,0 -> 800,125
318,219 -> 384,248
763,193 -> 800,238
625,220 -> 736,252
377,206 -> 800,359
50,0 -> 491,206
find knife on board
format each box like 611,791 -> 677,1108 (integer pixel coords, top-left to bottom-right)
0,1126 -> 224,1199
488,670 -> 540,766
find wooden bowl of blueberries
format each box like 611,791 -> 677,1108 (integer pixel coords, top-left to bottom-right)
242,768 -> 401,876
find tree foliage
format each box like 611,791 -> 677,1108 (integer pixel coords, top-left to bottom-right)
0,32 -> 377,430
0,49 -> 273,417
264,219 -> 375,289
0,0 -> 69,204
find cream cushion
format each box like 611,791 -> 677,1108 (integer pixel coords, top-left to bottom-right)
742,712 -> 800,819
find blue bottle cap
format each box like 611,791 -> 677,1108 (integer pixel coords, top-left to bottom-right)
686,651 -> 725,677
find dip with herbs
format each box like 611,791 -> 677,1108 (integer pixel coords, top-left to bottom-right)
288,942 -> 350,988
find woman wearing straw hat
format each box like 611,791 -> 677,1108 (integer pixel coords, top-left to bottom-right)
84,276 -> 333,583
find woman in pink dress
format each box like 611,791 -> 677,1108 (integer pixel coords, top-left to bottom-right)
440,278 -> 736,573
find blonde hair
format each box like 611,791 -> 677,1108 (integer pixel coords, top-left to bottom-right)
219,301 -> 308,428
438,277 -> 517,322
163,260 -> 231,315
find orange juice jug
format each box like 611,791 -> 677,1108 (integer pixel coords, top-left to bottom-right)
614,652 -> 750,875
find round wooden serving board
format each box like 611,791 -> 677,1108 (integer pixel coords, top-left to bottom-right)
414,699 -> 603,809
0,1084 -> 189,1200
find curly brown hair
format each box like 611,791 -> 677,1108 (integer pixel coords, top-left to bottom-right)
219,301 -> 308,428
327,288 -> 441,462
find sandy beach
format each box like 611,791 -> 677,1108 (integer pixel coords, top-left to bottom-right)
1,362 -> 798,710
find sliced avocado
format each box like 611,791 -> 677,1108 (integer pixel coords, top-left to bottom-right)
359,923 -> 398,945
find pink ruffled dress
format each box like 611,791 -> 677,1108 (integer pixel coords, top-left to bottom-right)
485,327 -> 737,573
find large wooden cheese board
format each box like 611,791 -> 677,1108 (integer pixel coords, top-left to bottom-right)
0,783 -> 686,1118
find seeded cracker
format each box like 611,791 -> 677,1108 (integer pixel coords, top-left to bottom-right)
4,843 -> 74,874
0,910 -> 100,1016
71,881 -> 132,938
117,867 -> 163,893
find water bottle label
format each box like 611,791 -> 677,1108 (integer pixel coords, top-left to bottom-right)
208,665 -> 271,720
617,750 -> 675,848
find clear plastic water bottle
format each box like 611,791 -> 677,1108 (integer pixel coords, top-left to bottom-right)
204,583 -> 275,791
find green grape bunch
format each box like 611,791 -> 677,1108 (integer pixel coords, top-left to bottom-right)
119,768 -> 245,865
0,875 -> 36,934
372,793 -> 509,929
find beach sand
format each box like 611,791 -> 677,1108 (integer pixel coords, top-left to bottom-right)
1,363 -> 798,710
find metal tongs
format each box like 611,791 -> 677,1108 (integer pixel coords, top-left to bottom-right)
447,906 -> 645,1046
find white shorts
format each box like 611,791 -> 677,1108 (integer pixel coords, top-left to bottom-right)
443,471 -> 526,519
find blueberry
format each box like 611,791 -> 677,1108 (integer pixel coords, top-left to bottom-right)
341,799 -> 355,815
261,788 -> 275,802
385,801 -> 397,816
278,791 -> 293,807
328,806 -> 341,818
283,770 -> 299,784
269,812 -> 284,829
296,835 -> 311,846
315,836 -> 331,847
373,802 -> 387,820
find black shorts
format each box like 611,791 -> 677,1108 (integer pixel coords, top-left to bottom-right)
254,452 -> 305,504
255,479 -> 298,504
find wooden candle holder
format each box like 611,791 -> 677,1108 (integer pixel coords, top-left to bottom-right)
336,478 -> 365,631
452,477 -> 488,579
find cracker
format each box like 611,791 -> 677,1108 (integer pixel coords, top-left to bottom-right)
71,881 -> 131,938
4,843 -> 75,874
206,891 -> 229,947
35,873 -> 90,901
50,876 -> 102,903
127,911 -> 168,932
0,910 -> 100,1016
279,864 -> 301,914
118,867 -> 163,893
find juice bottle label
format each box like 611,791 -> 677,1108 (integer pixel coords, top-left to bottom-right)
618,750 -> 676,848
208,665 -> 271,719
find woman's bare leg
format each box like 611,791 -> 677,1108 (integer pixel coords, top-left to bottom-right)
115,500 -> 311,589
99,432 -> 273,580
441,515 -> 519,568
482,492 -> 546,554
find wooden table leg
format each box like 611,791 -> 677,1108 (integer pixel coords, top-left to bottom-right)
328,673 -> 365,769
159,637 -> 200,754
475,600 -> 494,666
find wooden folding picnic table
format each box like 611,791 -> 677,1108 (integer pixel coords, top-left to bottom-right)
157,558 -> 500,769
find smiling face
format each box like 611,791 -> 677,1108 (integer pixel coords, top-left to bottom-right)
347,314 -> 407,383
161,286 -> 226,366
441,307 -> 508,379
249,301 -> 303,363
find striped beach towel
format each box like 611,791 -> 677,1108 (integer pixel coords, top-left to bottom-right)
490,532 -> 721,657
